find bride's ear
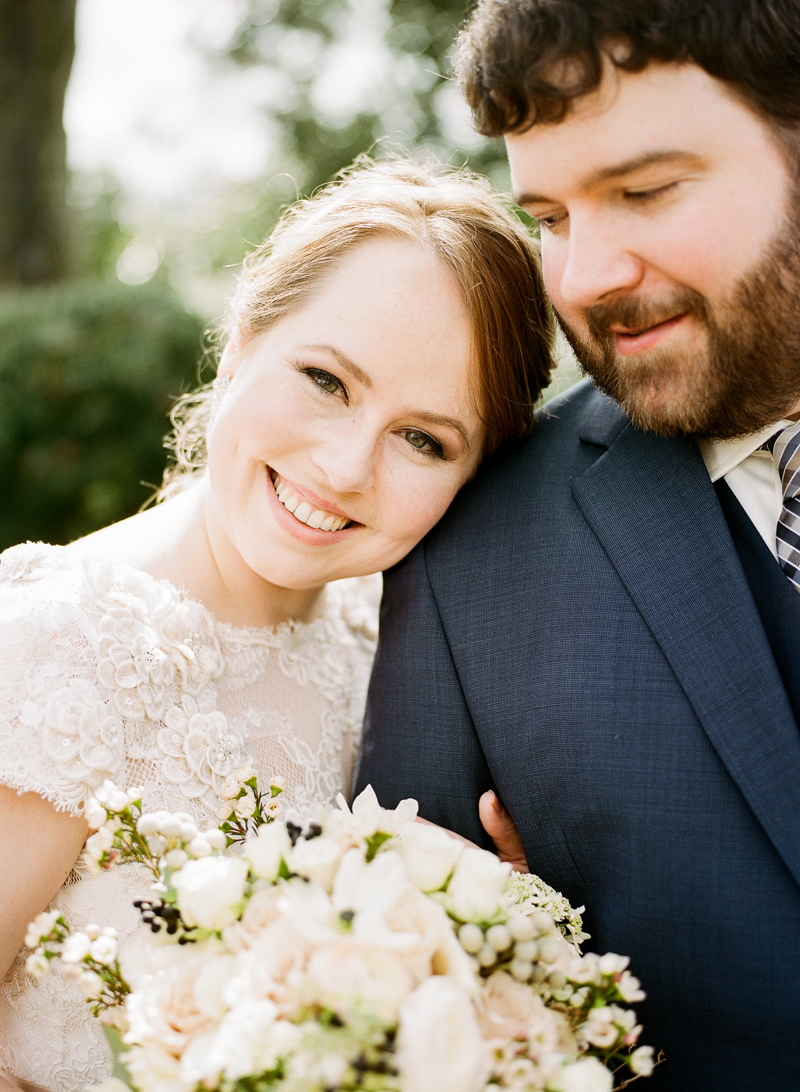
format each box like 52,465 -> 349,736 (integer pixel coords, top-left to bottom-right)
217,332 -> 248,379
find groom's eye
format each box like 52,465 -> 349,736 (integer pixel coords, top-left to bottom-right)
536,212 -> 566,232
625,181 -> 680,203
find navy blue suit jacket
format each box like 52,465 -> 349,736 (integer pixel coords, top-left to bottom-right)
355,381 -> 800,1091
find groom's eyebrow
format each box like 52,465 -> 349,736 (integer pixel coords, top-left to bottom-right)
515,150 -> 704,206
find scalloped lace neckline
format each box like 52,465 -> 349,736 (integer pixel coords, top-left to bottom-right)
10,541 -> 347,649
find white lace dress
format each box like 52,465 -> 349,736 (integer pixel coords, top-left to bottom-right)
0,542 -> 380,1092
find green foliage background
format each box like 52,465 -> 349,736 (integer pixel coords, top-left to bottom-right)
0,281 -> 203,550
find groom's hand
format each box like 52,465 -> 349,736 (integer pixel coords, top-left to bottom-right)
479,791 -> 530,873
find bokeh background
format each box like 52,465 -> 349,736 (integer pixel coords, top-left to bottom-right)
0,0 -> 578,551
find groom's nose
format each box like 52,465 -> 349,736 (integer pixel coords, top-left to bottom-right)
551,213 -> 644,312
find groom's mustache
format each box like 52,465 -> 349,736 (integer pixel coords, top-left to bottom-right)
586,286 -> 710,344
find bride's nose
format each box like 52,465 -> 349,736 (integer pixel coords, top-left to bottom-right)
309,418 -> 378,496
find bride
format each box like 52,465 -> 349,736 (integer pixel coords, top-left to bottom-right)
0,159 -> 553,1092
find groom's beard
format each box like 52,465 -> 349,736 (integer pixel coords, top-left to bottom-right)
557,199 -> 800,440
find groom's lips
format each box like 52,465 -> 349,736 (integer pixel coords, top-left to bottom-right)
610,312 -> 688,355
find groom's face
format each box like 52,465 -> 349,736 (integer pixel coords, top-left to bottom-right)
507,61 -> 800,438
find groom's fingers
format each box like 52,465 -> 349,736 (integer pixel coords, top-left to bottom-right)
479,790 -> 530,874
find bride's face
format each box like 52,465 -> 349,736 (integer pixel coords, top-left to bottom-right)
207,237 -> 484,590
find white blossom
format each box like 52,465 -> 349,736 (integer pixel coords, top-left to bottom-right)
241,823 -> 291,882
549,1056 -> 613,1092
290,835 -> 341,890
84,799 -> 108,831
24,910 -> 60,947
25,951 -> 50,978
630,1045 -> 655,1076
396,821 -> 463,892
62,932 -> 92,963
445,847 -> 511,924
90,935 -> 119,965
173,856 -> 249,930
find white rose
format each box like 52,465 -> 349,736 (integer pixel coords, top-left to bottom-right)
193,954 -> 236,1019
125,1039 -> 188,1092
173,857 -> 249,930
548,1057 -> 613,1092
445,848 -> 511,924
222,887 -> 283,953
290,836 -> 341,890
198,999 -> 281,1082
307,943 -> 414,1024
386,885 -> 477,993
124,945 -> 225,1053
397,822 -> 463,892
241,823 -> 291,882
479,971 -> 573,1052
397,977 -> 488,1092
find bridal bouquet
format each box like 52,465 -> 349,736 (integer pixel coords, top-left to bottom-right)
26,774 -> 656,1092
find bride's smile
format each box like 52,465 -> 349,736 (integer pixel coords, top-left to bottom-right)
268,469 -> 356,535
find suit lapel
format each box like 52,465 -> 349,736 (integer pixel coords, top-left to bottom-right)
572,407 -> 800,889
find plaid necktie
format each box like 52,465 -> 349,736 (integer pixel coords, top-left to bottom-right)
771,421 -> 800,593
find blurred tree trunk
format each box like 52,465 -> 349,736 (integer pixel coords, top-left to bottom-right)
0,0 -> 76,285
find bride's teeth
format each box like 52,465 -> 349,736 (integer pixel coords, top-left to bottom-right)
272,471 -> 352,531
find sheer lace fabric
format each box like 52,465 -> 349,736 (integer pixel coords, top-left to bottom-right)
0,542 -> 379,1092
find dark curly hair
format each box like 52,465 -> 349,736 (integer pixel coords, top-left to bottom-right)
455,0 -> 800,137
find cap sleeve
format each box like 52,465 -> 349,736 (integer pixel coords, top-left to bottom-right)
0,544 -> 126,815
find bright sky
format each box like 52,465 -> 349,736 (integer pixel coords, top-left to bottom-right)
64,0 -> 275,202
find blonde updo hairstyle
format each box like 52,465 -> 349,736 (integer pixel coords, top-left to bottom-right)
162,158 -> 554,496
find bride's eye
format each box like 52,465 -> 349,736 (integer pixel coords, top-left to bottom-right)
304,367 -> 347,399
401,429 -> 444,458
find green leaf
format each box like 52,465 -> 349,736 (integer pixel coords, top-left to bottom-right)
103,1025 -> 135,1088
364,831 -> 392,862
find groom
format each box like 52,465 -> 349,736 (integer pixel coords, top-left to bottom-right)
356,1 -> 800,1088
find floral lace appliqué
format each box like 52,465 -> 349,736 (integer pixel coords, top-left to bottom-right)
0,542 -> 379,1092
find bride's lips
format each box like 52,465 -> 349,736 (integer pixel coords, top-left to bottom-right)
265,467 -> 361,546
611,312 -> 688,355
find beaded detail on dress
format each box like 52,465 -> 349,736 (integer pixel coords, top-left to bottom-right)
0,542 -> 379,1092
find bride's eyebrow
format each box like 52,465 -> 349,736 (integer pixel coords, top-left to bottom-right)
299,343 -> 372,388
413,410 -> 470,452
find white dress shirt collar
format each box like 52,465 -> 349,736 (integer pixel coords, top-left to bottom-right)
698,419 -> 792,483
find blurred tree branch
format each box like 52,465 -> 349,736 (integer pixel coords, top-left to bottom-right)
0,0 -> 76,285
218,0 -> 506,199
